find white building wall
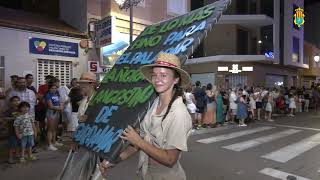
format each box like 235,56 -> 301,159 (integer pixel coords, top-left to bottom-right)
0,27 -> 89,89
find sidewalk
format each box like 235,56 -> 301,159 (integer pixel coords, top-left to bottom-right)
0,146 -> 69,180
0,136 -> 72,180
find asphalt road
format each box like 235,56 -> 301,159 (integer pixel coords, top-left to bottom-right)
1,111 -> 320,180
108,112 -> 320,180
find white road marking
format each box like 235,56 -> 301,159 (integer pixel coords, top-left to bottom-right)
262,132 -> 320,163
196,126 -> 274,144
259,168 -> 312,180
257,123 -> 320,131
223,129 -> 301,151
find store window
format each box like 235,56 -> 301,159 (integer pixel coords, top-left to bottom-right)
191,73 -> 215,86
292,36 -> 300,63
225,75 -> 248,89
265,74 -> 285,88
37,59 -> 72,88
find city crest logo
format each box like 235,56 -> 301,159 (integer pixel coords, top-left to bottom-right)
294,7 -> 305,28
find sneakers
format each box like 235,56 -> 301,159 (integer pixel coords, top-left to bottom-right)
267,119 -> 275,122
55,142 -> 63,146
26,155 -> 37,161
32,147 -> 39,153
48,145 -> 58,151
288,114 -> 295,117
239,124 -> 247,127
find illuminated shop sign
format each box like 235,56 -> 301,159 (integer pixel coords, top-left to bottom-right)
95,16 -> 116,48
264,51 -> 274,59
218,64 -> 253,73
29,37 -> 78,57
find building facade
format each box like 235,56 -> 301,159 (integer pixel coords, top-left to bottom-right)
301,41 -> 320,87
185,0 -> 307,89
0,27 -> 89,89
0,0 -> 310,90
84,0 -> 190,80
0,0 -> 191,89
0,5 -> 89,90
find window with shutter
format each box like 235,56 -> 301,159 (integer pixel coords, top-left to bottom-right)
37,59 -> 72,88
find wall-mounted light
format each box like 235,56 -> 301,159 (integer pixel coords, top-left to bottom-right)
258,40 -> 262,44
314,55 -> 320,63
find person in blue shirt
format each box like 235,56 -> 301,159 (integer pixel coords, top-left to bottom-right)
45,83 -> 63,151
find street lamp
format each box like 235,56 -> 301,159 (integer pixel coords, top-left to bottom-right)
314,55 -> 320,63
114,0 -> 144,45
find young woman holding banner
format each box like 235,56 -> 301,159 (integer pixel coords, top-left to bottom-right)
99,53 -> 193,180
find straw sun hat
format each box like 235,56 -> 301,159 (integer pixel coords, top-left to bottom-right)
139,53 -> 191,87
78,72 -> 97,83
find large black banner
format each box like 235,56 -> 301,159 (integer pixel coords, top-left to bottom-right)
73,0 -> 231,162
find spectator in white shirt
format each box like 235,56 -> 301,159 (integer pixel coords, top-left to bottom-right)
55,79 -> 72,125
229,88 -> 237,123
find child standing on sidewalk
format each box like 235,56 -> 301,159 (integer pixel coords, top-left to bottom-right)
3,96 -> 20,164
14,102 -> 37,163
